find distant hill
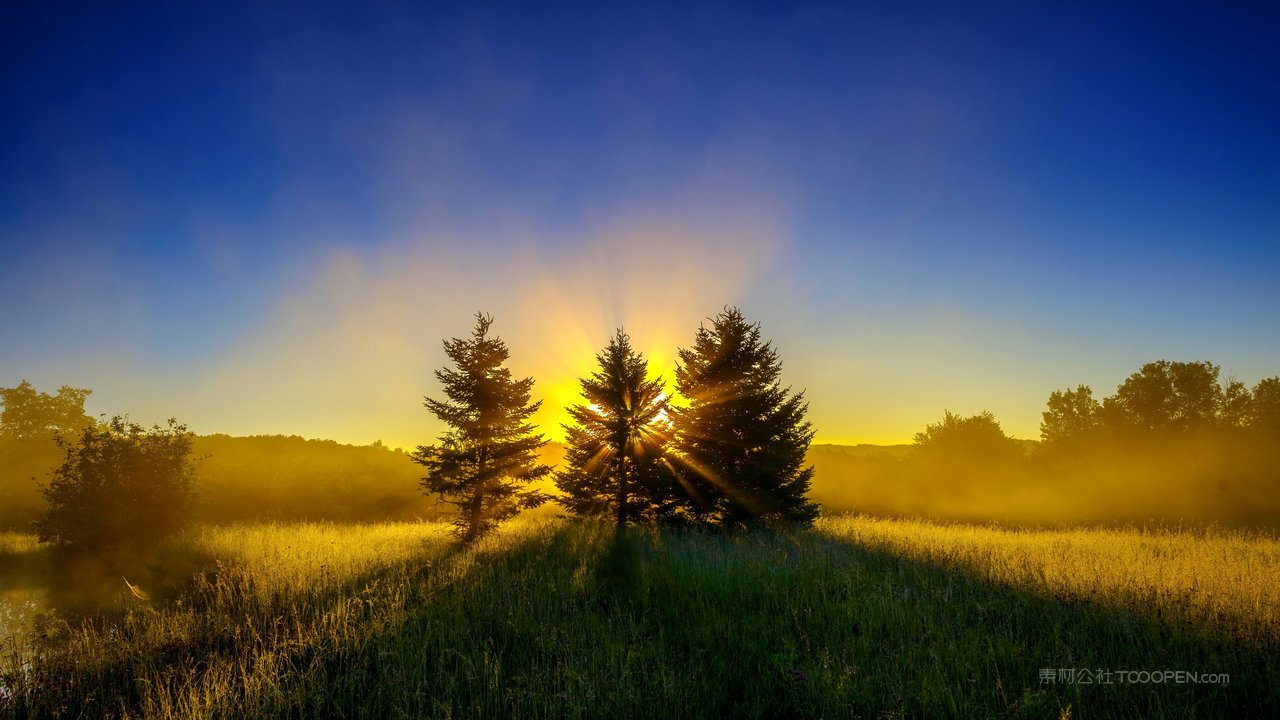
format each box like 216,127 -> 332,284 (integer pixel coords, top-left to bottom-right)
188,434 -> 1275,530
191,435 -> 574,525
2,432 -> 1031,529
192,434 -> 440,524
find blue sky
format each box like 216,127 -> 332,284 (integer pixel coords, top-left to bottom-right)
2,1 -> 1277,445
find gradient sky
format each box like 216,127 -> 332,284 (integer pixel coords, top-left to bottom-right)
2,1 -> 1278,448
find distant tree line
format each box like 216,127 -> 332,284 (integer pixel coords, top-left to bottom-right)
191,435 -> 449,524
413,308 -> 818,541
0,394 -> 449,533
0,382 -> 95,531
0,384 -> 450,556
0,382 -> 198,557
807,361 -> 1280,528
1039,361 -> 1279,448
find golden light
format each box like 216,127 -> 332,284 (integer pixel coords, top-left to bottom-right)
153,217 -> 779,449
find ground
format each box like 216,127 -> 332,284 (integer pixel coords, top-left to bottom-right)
1,517 -> 1276,718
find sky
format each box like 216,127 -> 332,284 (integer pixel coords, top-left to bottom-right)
2,0 -> 1278,448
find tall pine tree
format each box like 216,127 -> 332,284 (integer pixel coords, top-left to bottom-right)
556,329 -> 677,526
670,307 -> 818,528
411,313 -> 551,542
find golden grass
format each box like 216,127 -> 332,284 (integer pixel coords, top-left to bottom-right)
3,517 -> 1276,717
818,515 -> 1280,642
0,533 -> 38,555
189,521 -> 455,594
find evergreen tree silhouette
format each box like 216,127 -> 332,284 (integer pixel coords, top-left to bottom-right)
670,308 -> 818,528
411,313 -> 551,542
556,329 -> 676,526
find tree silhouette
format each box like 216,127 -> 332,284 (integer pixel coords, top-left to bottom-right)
1250,377 -> 1280,436
1101,360 -> 1223,435
411,313 -> 551,542
0,380 -> 92,441
1040,385 -> 1102,448
1218,378 -> 1253,430
671,308 -> 818,528
914,410 -> 1023,465
35,416 -> 198,555
0,381 -> 94,530
555,329 -> 676,527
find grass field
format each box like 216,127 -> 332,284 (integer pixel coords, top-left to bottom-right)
2,517 -> 1277,718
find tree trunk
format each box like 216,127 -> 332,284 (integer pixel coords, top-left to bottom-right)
466,454 -> 486,542
615,455 -> 628,528
468,489 -> 484,540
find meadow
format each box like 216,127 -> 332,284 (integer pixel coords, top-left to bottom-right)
1,517 -> 1277,719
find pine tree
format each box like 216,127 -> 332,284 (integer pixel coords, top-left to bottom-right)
670,307 -> 818,528
411,313 -> 551,542
555,329 -> 677,526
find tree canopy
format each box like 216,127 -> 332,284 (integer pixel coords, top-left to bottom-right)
0,380 -> 92,441
914,410 -> 1023,466
0,381 -> 95,530
1250,377 -> 1280,436
1040,361 -> 1280,450
1040,385 -> 1102,447
1101,360 -> 1223,434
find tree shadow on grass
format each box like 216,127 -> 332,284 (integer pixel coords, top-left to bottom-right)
807,531 -> 1277,719
311,521 -> 1276,719
9,521 -> 1276,719
7,527 -> 515,718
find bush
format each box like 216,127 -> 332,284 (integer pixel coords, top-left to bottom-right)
35,416 -> 198,555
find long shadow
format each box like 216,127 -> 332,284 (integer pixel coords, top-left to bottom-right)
810,531 -> 1278,719
279,519 -> 617,717
304,521 -> 1276,719
6,527 -> 521,718
9,522 -> 1276,719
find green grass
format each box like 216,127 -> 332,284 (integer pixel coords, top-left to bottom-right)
2,518 -> 1276,718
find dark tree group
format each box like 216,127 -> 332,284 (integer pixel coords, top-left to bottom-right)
908,360 -> 1280,472
913,410 -> 1024,468
412,313 -> 552,542
418,308 -> 818,538
0,380 -> 201,557
1039,360 -> 1280,449
0,381 -> 93,441
10,324 -> 1279,550
552,309 -> 817,530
